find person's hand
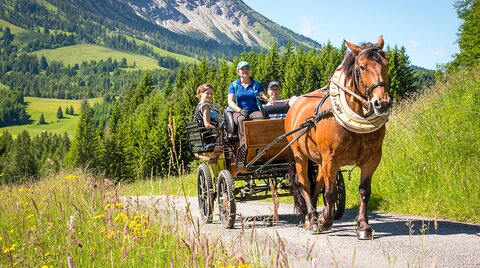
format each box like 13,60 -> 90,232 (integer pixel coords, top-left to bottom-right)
239,109 -> 249,118
258,97 -> 268,105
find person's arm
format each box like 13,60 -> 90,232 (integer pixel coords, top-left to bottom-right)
202,107 -> 215,129
258,91 -> 269,103
228,93 -> 242,113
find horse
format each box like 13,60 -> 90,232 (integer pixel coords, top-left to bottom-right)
285,35 -> 391,239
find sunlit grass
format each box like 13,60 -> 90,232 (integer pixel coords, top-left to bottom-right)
0,97 -> 101,138
0,170 -> 292,267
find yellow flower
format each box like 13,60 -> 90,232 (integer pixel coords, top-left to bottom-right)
114,203 -> 123,209
64,174 -> 78,180
0,235 -> 3,241
104,203 -> 111,210
114,212 -> 128,222
119,246 -> 124,253
92,214 -> 105,220
44,252 -> 51,257
105,230 -> 115,239
3,243 -> 17,254
143,229 -> 150,237
237,264 -> 250,268
26,214 -> 34,220
18,187 -> 24,193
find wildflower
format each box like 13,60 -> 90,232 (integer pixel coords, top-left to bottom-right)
238,264 -> 250,268
44,252 -> 51,257
64,174 -> 78,180
26,214 -> 34,220
104,203 -> 111,210
3,243 -> 17,254
114,203 -> 123,209
18,187 -> 24,193
105,230 -> 115,239
114,212 -> 128,222
143,228 -> 150,237
92,214 -> 105,220
119,246 -> 124,253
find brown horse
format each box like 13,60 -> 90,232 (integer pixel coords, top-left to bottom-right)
285,36 -> 391,239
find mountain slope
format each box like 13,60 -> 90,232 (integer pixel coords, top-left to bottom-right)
126,0 -> 320,48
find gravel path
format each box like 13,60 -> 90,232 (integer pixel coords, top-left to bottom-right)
125,195 -> 480,267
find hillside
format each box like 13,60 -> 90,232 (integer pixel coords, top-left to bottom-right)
128,0 -> 320,48
0,0 -> 321,64
369,67 -> 480,222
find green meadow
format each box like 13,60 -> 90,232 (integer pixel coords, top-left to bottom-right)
1,97 -> 100,138
32,44 -> 162,70
0,19 -> 43,48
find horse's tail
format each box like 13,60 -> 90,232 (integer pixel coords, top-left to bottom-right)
288,152 -> 308,215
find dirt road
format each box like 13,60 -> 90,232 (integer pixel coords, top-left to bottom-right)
128,195 -> 480,267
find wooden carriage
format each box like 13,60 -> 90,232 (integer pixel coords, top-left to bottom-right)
186,106 -> 346,228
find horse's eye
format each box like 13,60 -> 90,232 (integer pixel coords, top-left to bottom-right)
360,65 -> 367,72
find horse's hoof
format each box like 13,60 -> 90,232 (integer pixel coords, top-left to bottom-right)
357,229 -> 374,240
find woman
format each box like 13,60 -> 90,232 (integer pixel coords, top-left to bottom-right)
194,83 -> 221,132
227,61 -> 268,146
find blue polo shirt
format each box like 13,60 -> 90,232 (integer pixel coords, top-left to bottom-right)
228,78 -> 264,112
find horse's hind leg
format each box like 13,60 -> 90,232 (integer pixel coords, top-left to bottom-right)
294,155 -> 318,231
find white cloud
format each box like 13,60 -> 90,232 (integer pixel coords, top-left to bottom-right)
299,17 -> 314,36
433,48 -> 446,57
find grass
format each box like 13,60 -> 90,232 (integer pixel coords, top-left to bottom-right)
121,34 -> 197,64
370,67 -> 480,222
32,44 -> 163,70
1,97 -> 101,138
0,19 -> 43,48
0,170 -> 285,267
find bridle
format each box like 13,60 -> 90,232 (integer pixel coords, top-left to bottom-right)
351,45 -> 389,112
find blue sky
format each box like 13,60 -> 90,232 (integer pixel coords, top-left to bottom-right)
243,0 -> 461,69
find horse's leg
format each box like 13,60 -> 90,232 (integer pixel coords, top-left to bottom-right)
295,155 -> 317,231
318,158 -> 338,231
311,165 -> 324,218
357,152 -> 382,240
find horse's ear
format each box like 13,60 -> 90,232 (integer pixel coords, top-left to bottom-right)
377,35 -> 384,49
344,39 -> 361,54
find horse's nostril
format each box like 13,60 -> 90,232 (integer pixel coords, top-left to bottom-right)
373,100 -> 381,108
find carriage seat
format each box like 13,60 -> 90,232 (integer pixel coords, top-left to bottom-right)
263,104 -> 290,119
224,109 -> 238,140
186,120 -> 218,153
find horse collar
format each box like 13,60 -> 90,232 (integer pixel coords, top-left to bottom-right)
329,70 -> 389,133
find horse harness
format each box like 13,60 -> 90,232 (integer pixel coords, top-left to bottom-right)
248,46 -> 390,172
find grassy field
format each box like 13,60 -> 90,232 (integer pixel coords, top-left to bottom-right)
1,97 -> 100,138
121,34 -> 198,64
0,171 -> 266,267
0,19 -> 43,48
32,44 -> 162,70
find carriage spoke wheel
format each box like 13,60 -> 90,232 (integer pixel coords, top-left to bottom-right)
197,163 -> 214,223
323,171 -> 346,220
217,170 -> 236,229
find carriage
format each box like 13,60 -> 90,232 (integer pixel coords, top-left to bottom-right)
186,105 -> 347,229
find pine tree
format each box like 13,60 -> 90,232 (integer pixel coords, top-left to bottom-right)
70,105 -> 74,115
57,106 -> 63,119
38,113 -> 46,124
40,55 -> 48,70
65,106 -> 70,115
65,100 -> 98,168
453,0 -> 480,68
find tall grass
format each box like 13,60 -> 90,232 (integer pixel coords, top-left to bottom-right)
368,68 -> 480,222
0,170 -> 293,267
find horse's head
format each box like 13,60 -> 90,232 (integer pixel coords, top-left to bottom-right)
344,35 -> 392,116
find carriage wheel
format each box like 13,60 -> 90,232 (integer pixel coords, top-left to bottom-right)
323,171 -> 346,220
217,170 -> 236,229
197,163 -> 214,223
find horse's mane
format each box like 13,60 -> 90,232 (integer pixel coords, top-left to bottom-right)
341,42 -> 386,81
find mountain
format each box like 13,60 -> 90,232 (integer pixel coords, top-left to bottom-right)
0,0 -> 320,60
126,0 -> 321,48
